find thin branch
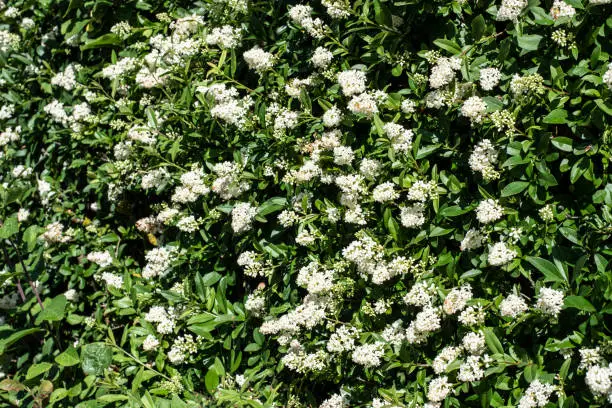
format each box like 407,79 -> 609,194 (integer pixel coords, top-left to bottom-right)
7,239 -> 44,310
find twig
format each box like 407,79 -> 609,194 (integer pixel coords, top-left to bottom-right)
7,239 -> 44,310
0,241 -> 26,303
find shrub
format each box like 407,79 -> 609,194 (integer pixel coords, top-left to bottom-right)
0,0 -> 611,407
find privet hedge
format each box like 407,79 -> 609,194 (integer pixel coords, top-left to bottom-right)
0,0 -> 611,406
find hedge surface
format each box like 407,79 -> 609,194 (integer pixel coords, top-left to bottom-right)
0,0 -> 611,407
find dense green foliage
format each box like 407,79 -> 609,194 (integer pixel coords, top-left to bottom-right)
0,0 -> 611,407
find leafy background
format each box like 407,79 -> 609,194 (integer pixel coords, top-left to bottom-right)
0,0 -> 611,407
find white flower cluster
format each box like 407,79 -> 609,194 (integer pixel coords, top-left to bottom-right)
327,325 -> 358,353
539,204 -> 554,222
0,125 -> 20,146
51,64 -> 79,90
510,73 -> 545,96
427,376 -> 452,403
144,306 -> 176,334
499,293 -> 528,317
496,0 -> 527,21
231,202 -> 258,234
343,234 -> 419,284
245,291 -> 266,315
0,30 -> 19,52
351,342 -> 385,367
603,63 -> 612,90
211,161 -> 250,200
347,92 -> 379,117
142,246 -> 177,279
288,5 -> 327,39
168,334 -> 200,364
579,348 -> 603,370
206,25 -> 242,48
443,285 -> 473,315
282,340 -> 328,373
296,261 -> 335,294
142,334 -> 160,351
100,272 -> 123,289
429,57 -> 461,89
171,166 -> 210,204
372,182 -> 398,203
243,46 -> 274,72
87,250 -> 113,267
101,57 -> 139,80
585,363 -> 612,402
320,393 -> 347,408
476,199 -> 504,224
260,295 -> 329,339
460,228 -> 485,251
383,122 -> 413,153
141,168 -> 171,189
404,281 -> 437,307
406,305 -> 441,344
550,0 -> 576,20
460,96 -> 487,124
177,215 -> 199,232
400,203 -> 425,228
321,0 -> 350,19
312,46 -> 333,69
517,380 -> 556,408
488,241 -> 517,266
338,70 -> 367,96
202,84 -> 254,129
432,346 -> 462,374
237,251 -> 271,278
41,222 -> 70,243
469,139 -> 499,180
407,180 -> 437,202
479,67 -> 502,91
135,66 -> 169,89
535,287 -> 564,317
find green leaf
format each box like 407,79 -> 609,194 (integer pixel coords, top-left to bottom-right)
0,217 -> 18,239
23,225 -> 41,251
429,226 -> 453,237
0,328 -> 42,354
26,362 -> 53,380
501,181 -> 529,197
525,256 -> 567,283
386,214 -> 400,242
551,137 -> 573,152
433,39 -> 462,55
257,197 -> 286,217
595,99 -> 612,116
373,114 -> 385,137
517,34 -> 543,51
372,0 -> 392,26
200,271 -> 222,287
81,343 -> 113,376
439,206 -> 469,217
415,144 -> 439,159
35,295 -> 67,325
471,15 -> 486,40
559,226 -> 579,245
543,109 -> 568,124
244,343 -> 261,352
483,328 -> 504,354
205,369 -> 219,393
55,346 -> 80,367
81,34 -> 122,50
0,379 -> 26,392
97,395 -> 129,402
50,388 -> 69,404
564,296 -> 596,312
